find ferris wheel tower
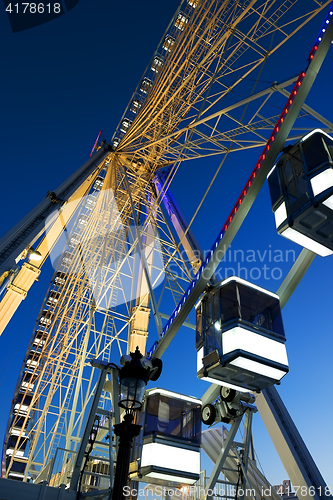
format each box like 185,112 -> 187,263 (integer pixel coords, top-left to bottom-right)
0,0 -> 333,495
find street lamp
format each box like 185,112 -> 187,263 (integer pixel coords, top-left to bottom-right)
118,347 -> 150,413
112,347 -> 150,500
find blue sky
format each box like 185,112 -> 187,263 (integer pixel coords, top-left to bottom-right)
1,0 -> 333,490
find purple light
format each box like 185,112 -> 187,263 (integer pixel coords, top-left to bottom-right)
90,130 -> 102,157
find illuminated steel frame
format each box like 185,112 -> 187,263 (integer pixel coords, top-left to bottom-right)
0,1 -> 332,497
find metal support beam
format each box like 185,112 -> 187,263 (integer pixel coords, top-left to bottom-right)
205,416 -> 242,500
69,363 -> 117,492
241,410 -> 253,491
201,384 -> 221,408
153,170 -> 205,274
233,447 -> 256,500
257,387 -> 330,500
277,87 -> 333,131
65,307 -> 95,454
159,312 -> 196,330
123,167 -> 163,338
277,248 -> 316,309
0,147 -> 110,277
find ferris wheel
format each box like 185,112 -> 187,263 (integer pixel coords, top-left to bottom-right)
0,0 -> 333,496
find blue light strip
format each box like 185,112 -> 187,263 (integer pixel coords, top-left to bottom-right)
308,4 -> 333,61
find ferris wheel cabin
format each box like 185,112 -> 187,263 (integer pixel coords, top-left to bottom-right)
195,277 -> 289,393
129,388 -> 201,487
267,129 -> 333,256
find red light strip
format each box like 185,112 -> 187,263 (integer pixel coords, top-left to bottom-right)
220,3 -> 333,234
220,71 -> 306,234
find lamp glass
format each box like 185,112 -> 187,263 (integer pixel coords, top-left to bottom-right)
119,377 -> 146,410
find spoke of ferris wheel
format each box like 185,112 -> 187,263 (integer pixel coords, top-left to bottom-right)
121,76 -> 333,165
5,154 -> 195,476
121,76 -> 297,153
147,4 -> 333,360
89,171 -> 192,314
118,1 -> 331,156
122,166 -> 163,337
136,105 -> 332,162
7,166 -> 133,473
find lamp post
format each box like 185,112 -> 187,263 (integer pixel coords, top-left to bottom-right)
112,347 -> 149,500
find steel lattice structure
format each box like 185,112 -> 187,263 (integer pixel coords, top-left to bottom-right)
1,0 -> 333,486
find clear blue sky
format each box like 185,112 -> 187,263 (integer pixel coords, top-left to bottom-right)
1,0 -> 333,490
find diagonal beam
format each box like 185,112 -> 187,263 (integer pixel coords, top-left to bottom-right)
0,147 -> 110,276
277,248 -> 316,309
204,416 -> 242,500
277,87 -> 333,130
256,386 -> 330,500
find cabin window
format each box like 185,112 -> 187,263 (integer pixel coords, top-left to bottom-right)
268,167 -> 283,209
130,99 -> 142,114
162,35 -> 175,52
140,78 -> 152,94
302,133 -> 331,172
120,119 -> 132,133
151,56 -> 164,73
175,12 -> 188,30
144,394 -> 201,445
